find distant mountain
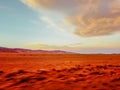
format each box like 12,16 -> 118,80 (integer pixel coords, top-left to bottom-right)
0,47 -> 72,54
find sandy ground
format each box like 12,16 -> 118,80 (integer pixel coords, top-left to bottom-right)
0,53 -> 120,90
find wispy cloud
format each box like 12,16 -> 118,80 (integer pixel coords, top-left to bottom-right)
24,43 -> 72,50
21,0 -> 120,37
24,42 -> 120,51
40,16 -> 67,33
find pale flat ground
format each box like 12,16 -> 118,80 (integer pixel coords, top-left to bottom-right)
0,53 -> 120,90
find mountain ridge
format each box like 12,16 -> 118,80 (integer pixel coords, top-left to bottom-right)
0,47 -> 72,54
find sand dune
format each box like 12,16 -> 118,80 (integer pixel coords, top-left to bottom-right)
0,54 -> 120,90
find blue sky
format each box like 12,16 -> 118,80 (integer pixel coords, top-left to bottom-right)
0,0 -> 120,53
0,0 -> 79,46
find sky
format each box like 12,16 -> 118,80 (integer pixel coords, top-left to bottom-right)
0,0 -> 120,53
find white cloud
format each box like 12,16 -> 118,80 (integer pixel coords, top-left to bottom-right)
21,0 -> 120,37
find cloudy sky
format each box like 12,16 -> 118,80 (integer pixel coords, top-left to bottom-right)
0,0 -> 120,53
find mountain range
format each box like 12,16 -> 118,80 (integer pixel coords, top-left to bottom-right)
0,47 -> 71,54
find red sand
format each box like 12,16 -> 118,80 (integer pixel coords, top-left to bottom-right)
0,53 -> 120,90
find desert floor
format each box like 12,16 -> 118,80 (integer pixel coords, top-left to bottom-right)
0,54 -> 120,90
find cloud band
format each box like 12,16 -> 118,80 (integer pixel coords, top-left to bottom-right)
21,0 -> 120,37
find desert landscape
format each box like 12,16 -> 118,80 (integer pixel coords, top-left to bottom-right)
0,53 -> 120,90
0,0 -> 120,90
